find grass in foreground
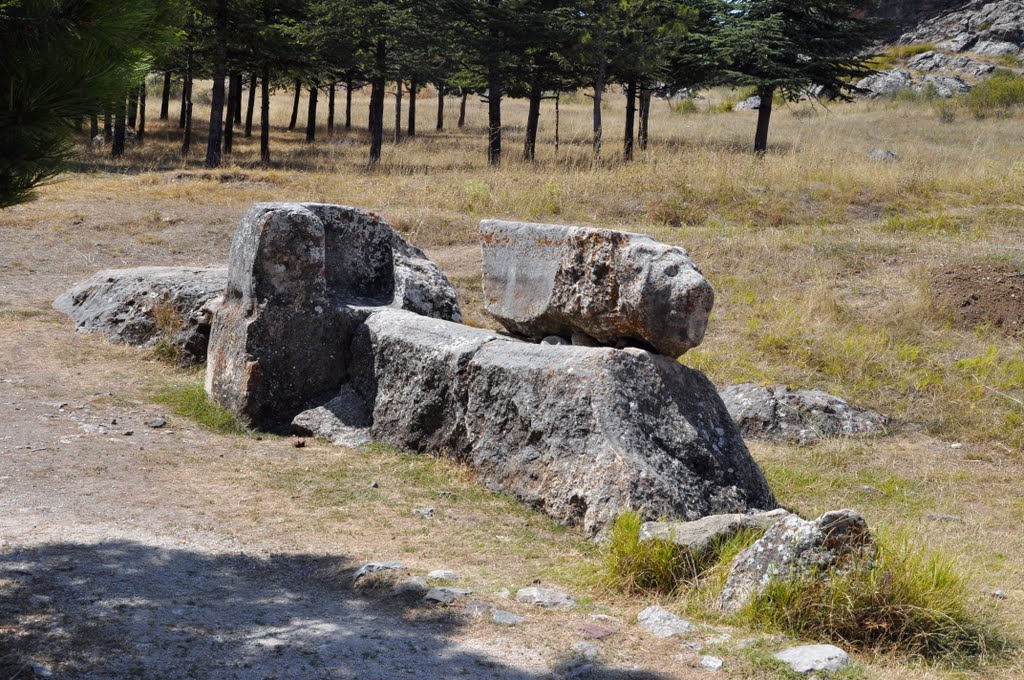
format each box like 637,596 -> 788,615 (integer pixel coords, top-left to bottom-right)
153,380 -> 251,436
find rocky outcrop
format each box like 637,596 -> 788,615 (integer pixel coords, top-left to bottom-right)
639,510 -> 791,558
348,309 -> 776,536
480,220 -> 714,358
720,383 -> 887,445
717,510 -> 874,612
204,203 -> 460,429
53,266 -> 227,366
893,1 -> 1024,57
907,50 -> 996,78
856,69 -> 915,97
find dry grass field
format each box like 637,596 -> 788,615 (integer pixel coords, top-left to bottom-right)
1,81 -> 1023,678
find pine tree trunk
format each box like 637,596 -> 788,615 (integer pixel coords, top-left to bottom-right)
224,72 -> 238,155
394,78 -> 403,144
90,115 -> 99,140
487,0 -> 502,166
288,78 -> 301,131
523,82 -> 542,162
233,74 -> 243,125
436,83 -> 444,130
754,86 -> 774,155
345,76 -> 353,130
623,79 -> 637,162
245,72 -> 256,137
260,63 -> 270,165
407,78 -> 417,137
104,110 -> 112,142
458,90 -> 467,128
112,96 -> 127,158
592,41 -> 606,158
127,88 -> 138,129
638,88 -> 651,151
160,71 -> 172,121
369,40 -> 386,165
306,82 -> 318,143
182,49 -> 193,156
179,74 -> 187,128
205,0 -> 228,168
327,82 -> 336,134
137,83 -> 146,144
554,88 -> 561,154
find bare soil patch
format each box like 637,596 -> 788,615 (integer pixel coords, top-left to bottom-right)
932,263 -> 1024,337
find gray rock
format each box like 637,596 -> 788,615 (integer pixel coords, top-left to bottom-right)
413,507 -> 435,519
720,383 -> 887,445
53,266 -> 227,366
424,587 -> 473,604
907,51 -> 995,79
205,203 -> 460,429
773,644 -> 849,674
570,641 -> 599,660
391,576 -> 428,596
541,335 -> 570,346
427,569 -> 460,581
637,606 -> 695,638
699,656 -> 724,671
352,310 -> 776,536
916,75 -> 972,98
352,561 -> 406,583
973,40 -> 1021,56
145,417 -> 167,429
480,220 -> 715,357
639,510 -> 791,558
855,69 -> 914,97
718,510 -> 874,612
516,587 -> 576,610
463,599 -> 493,616
867,148 -> 899,162
291,386 -> 372,447
733,96 -> 761,111
893,1 -> 1024,59
492,609 -> 525,625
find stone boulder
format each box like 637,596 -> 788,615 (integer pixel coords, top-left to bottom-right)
639,509 -> 791,558
774,645 -> 849,675
717,510 -> 874,612
855,69 -> 914,98
906,50 -> 995,79
733,96 -> 761,111
205,203 -> 460,429
54,266 -> 227,366
480,220 -> 714,358
719,383 -> 887,445
916,75 -> 972,98
347,308 -> 776,536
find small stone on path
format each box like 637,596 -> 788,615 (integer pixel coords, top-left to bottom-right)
413,507 -> 435,519
427,569 -> 459,581
576,622 -> 619,639
637,605 -> 695,638
492,609 -> 525,626
699,656 -> 724,671
570,641 -> 599,660
773,644 -> 849,674
515,587 -> 575,609
145,417 -> 166,428
424,587 -> 473,604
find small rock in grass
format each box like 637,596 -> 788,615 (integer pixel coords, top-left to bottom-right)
492,609 -> 525,626
576,623 -> 619,639
637,605 -> 695,638
515,587 -> 575,609
495,588 -> 511,599
368,480 -> 379,489
570,641 -> 599,660
867,148 -> 898,162
463,600 -> 493,616
424,587 -> 473,604
773,644 -> 849,674
413,507 -> 435,519
391,577 -> 428,596
926,513 -> 964,523
353,561 -> 406,584
699,656 -> 724,671
991,589 -> 1008,600
427,569 -> 459,581
145,417 -> 167,428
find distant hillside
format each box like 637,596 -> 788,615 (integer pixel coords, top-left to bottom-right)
875,1 -> 1023,56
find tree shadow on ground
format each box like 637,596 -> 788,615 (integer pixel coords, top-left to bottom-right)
0,541 -> 672,680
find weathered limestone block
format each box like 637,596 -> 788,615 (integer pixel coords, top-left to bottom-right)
717,510 -> 874,612
53,266 -> 227,366
205,203 -> 460,429
350,308 -> 776,536
480,220 -> 714,357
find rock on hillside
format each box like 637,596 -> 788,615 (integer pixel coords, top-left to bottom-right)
879,1 -> 1023,57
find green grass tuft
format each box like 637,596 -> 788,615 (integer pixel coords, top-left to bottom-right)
153,381 -> 251,436
740,532 -> 1009,664
963,70 -> 1024,119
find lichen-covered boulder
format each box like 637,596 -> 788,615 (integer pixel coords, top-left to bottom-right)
717,510 -> 874,612
53,266 -> 227,366
348,308 -> 776,537
480,220 -> 714,357
205,203 -> 460,429
639,509 -> 791,558
719,383 -> 887,445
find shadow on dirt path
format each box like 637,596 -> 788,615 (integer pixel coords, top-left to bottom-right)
0,541 -> 673,680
